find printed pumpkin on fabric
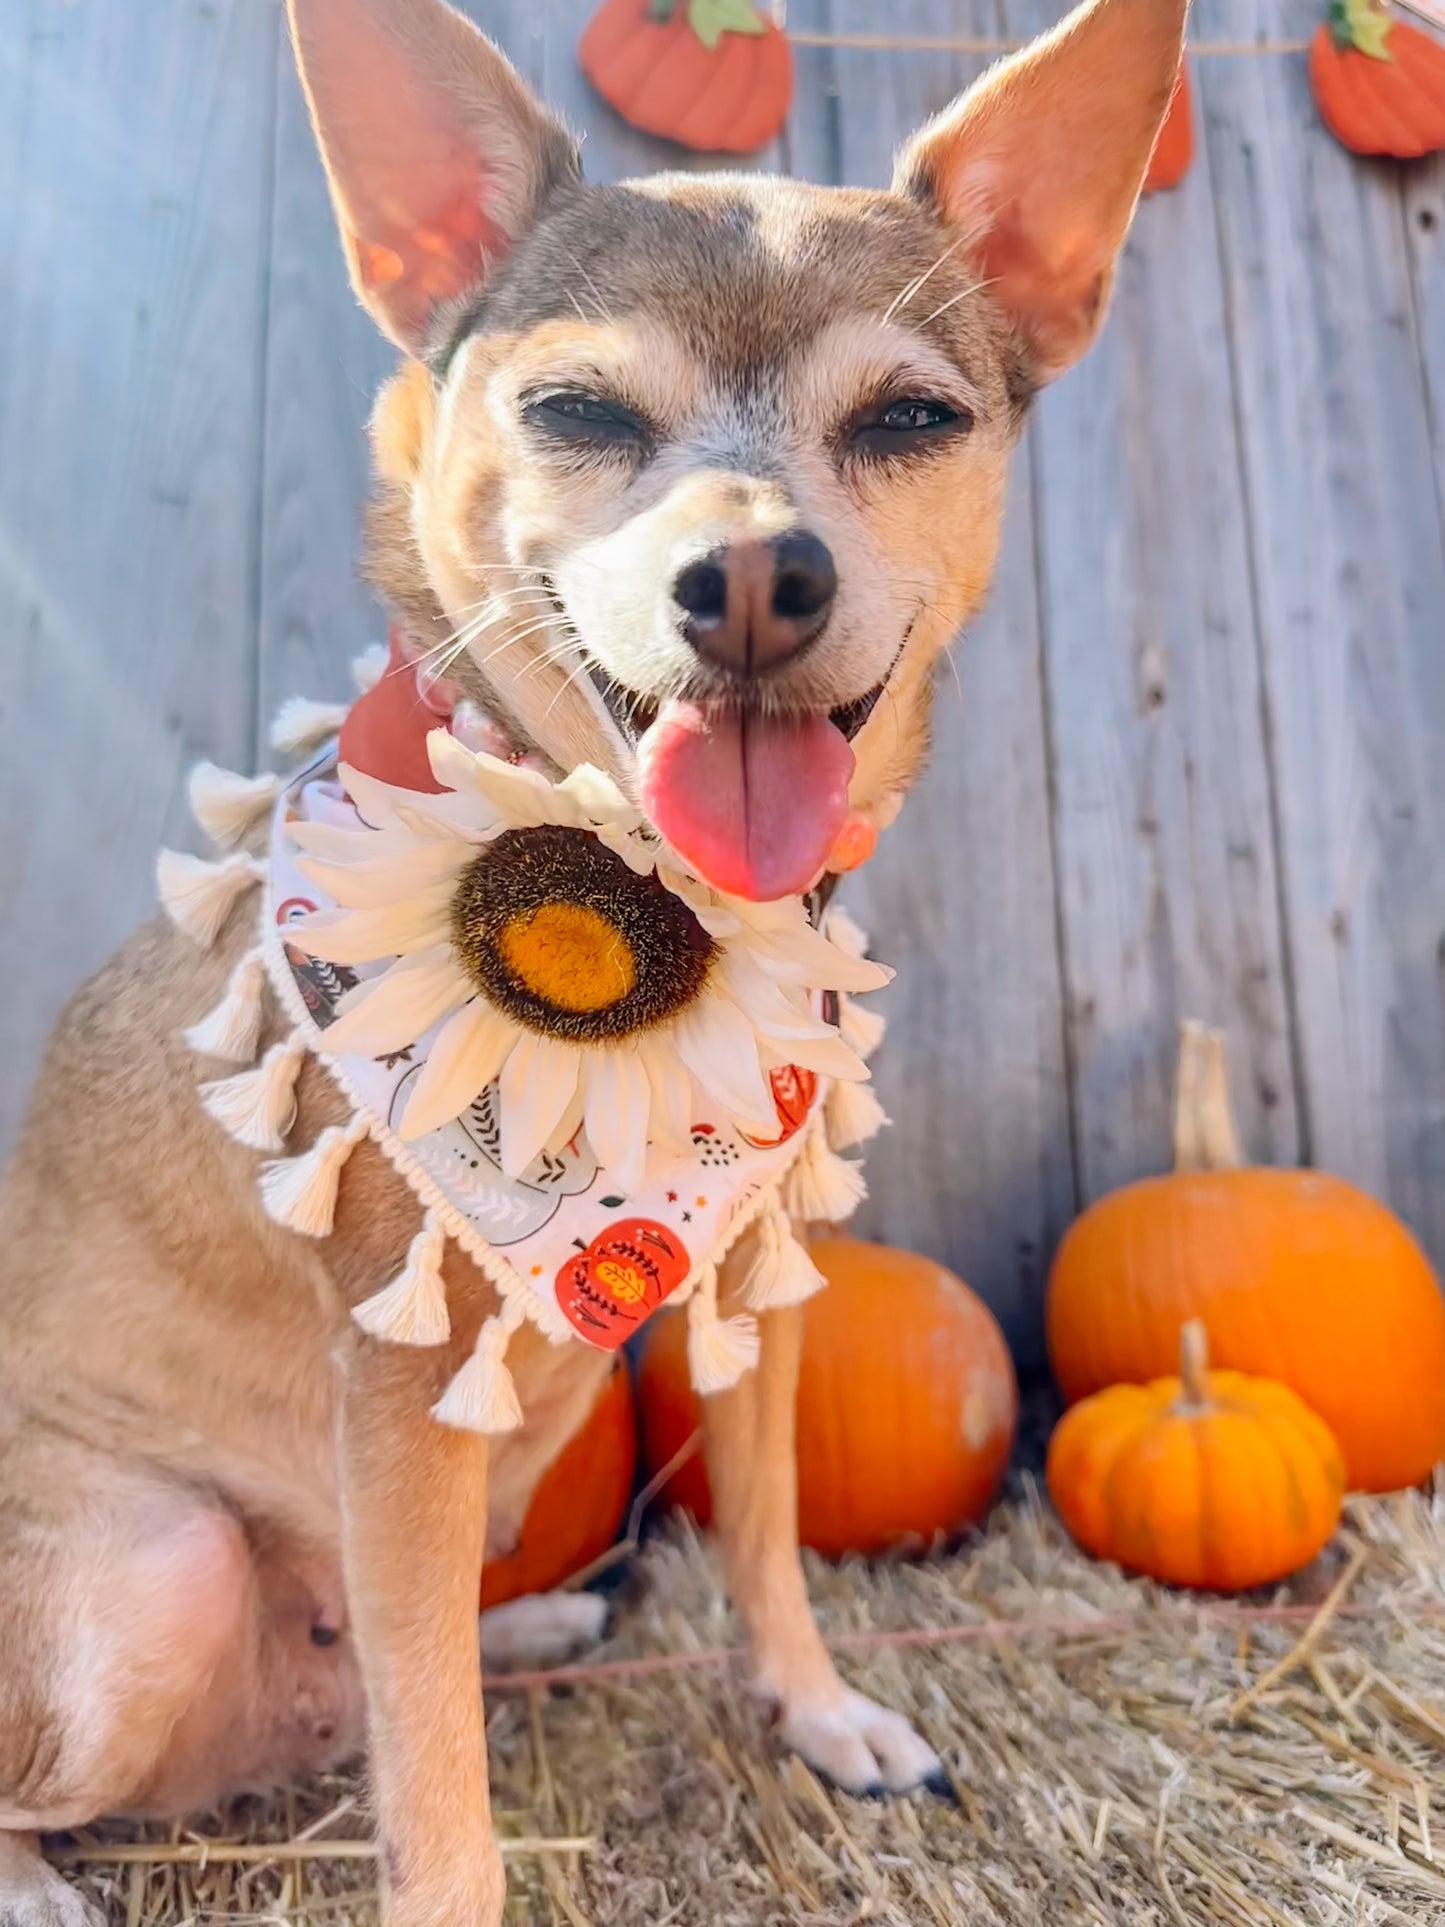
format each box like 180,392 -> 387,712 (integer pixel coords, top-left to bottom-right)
578,0 -> 792,154
157,646 -> 891,1437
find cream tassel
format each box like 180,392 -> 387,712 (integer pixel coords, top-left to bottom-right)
826,904 -> 870,961
837,994 -> 886,1062
183,946 -> 267,1062
157,849 -> 266,948
351,642 -> 388,693
686,1265 -> 761,1394
269,696 -> 349,757
785,1118 -> 867,1225
433,1296 -> 526,1433
188,762 -> 281,849
199,1033 -> 306,1153
740,1208 -> 826,1311
353,1208 -> 452,1346
825,1076 -> 888,1151
260,1113 -> 369,1237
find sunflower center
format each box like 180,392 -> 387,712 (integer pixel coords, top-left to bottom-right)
496,902 -> 636,1013
451,824 -> 716,1042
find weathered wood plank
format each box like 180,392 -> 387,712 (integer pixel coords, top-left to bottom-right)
1006,0 -> 1302,1210
1403,155 -> 1445,551
790,0 -> 1076,1359
1200,0 -> 1445,1262
0,0 -> 279,1154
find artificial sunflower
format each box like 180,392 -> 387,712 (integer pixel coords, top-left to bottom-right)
289,731 -> 886,1191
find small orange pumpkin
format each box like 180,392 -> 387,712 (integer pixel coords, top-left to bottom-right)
577,0 -> 792,154
1310,0 -> 1445,158
1047,1321 -> 1346,1591
481,1361 -> 636,1608
1143,59 -> 1194,193
1046,1022 -> 1445,1494
637,1237 -> 1017,1557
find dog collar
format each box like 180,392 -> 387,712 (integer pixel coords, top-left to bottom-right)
156,643 -> 888,1434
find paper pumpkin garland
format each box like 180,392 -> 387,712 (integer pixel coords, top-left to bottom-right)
578,0 -> 792,153
1311,0 -> 1445,156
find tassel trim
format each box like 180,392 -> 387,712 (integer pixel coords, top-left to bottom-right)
785,1116 -> 867,1226
740,1208 -> 826,1311
199,1032 -> 307,1153
837,993 -> 886,1062
825,904 -> 870,962
351,642 -> 388,693
157,849 -> 265,949
184,946 -> 267,1063
825,1076 -> 888,1152
354,1207 -> 451,1346
188,762 -> 281,849
260,1111 -> 370,1238
686,1265 -> 761,1394
269,696 -> 350,758
433,1296 -> 527,1434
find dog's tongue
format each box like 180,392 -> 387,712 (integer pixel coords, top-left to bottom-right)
637,701 -> 854,901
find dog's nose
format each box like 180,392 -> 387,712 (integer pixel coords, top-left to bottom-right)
673,530 -> 837,674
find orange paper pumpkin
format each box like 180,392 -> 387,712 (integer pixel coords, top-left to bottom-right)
1144,60 -> 1194,192
578,0 -> 792,154
637,1237 -> 1017,1557
1047,1322 -> 1346,1591
481,1361 -> 637,1608
1310,0 -> 1445,157
1046,1023 -> 1445,1494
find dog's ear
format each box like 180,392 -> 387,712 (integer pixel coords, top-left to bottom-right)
288,0 -> 578,354
895,0 -> 1187,382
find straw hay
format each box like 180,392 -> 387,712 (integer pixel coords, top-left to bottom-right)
56,1479 -> 1445,1926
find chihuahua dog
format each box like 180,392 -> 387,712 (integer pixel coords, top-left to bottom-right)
0,0 -> 1185,1920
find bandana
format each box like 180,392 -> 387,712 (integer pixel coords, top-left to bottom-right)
157,643 -> 888,1433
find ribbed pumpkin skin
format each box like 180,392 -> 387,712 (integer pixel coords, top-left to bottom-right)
481,1363 -> 636,1608
1047,1359 -> 1346,1591
578,0 -> 792,154
637,1238 -> 1017,1558
1143,61 -> 1193,192
1046,1168 -> 1445,1494
1309,18 -> 1445,158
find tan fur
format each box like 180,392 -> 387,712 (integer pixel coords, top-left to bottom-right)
0,0 -> 1186,1919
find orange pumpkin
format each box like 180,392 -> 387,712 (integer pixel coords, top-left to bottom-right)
1143,59 -> 1194,193
1310,0 -> 1445,158
1047,1321 -> 1346,1590
577,0 -> 792,155
481,1361 -> 636,1608
1047,1022 -> 1445,1494
637,1237 -> 1017,1557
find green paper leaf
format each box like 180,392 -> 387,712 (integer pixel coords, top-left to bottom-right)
599,1194 -> 627,1208
687,0 -> 767,52
1333,0 -> 1396,60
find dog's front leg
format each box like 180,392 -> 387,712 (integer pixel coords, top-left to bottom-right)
701,1248 -> 946,1797
339,1321 -> 502,1927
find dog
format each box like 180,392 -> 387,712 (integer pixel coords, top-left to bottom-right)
0,0 -> 1185,1920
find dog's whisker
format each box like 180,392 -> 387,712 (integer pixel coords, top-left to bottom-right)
918,276 -> 997,329
884,236 -> 966,323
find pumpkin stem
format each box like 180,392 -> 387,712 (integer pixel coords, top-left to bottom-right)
1178,1319 -> 1211,1407
1173,1020 -> 1245,1172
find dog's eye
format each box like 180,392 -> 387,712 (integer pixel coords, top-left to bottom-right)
526,391 -> 648,449
850,397 -> 973,454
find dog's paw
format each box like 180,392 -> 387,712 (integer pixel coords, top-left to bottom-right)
0,1866 -> 106,1927
478,1590 -> 609,1673
778,1687 -> 944,1797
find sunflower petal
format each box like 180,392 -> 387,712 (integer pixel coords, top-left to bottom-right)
398,1001 -> 514,1139
642,1042 -> 695,1154
428,731 -> 561,828
498,1033 -> 581,1177
295,839 -> 471,912
766,1028 -> 869,1082
293,890 -> 454,964
749,919 -> 893,994
674,999 -> 776,1128
583,1048 -> 650,1192
716,951 -> 834,1041
322,948 -> 469,1054
557,763 -> 638,827
288,820 -> 419,864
